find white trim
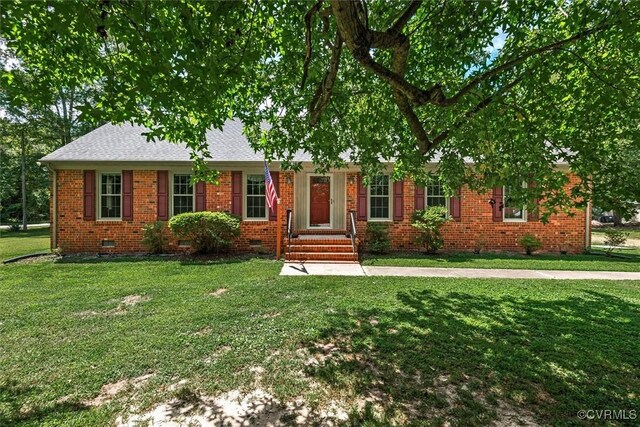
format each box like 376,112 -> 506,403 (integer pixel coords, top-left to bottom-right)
307,173 -> 334,228
503,184 -> 527,222
244,171 -> 269,221
367,174 -> 393,222
97,171 -> 123,220
170,172 -> 196,217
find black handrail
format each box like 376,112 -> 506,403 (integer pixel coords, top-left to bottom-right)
286,209 -> 293,253
349,210 -> 357,254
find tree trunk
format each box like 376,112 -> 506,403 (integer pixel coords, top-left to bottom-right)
20,129 -> 27,231
613,210 -> 623,226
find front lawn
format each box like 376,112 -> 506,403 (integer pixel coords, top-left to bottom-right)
0,227 -> 50,261
363,250 -> 640,271
1,257 -> 639,426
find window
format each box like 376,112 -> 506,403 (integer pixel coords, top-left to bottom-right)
173,174 -> 194,215
100,173 -> 121,219
503,185 -> 527,221
246,174 -> 266,219
369,175 -> 391,220
426,181 -> 448,208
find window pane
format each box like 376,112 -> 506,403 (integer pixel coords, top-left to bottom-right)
370,196 -> 389,219
426,182 -> 447,207
247,195 -> 266,218
173,174 -> 194,215
173,196 -> 193,215
246,175 -> 266,218
503,186 -> 524,219
370,175 -> 389,196
247,175 -> 265,196
369,175 -> 390,219
173,174 -> 193,195
100,173 -> 121,218
101,173 -> 121,195
101,195 -> 121,218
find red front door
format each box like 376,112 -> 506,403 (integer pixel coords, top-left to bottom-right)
310,176 -> 331,226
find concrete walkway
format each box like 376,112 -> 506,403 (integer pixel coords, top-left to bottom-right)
280,262 -> 640,280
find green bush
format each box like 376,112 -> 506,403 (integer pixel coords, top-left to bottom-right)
168,211 -> 240,254
412,206 -> 449,254
519,233 -> 542,255
141,221 -> 169,254
603,229 -> 629,256
365,222 -> 391,254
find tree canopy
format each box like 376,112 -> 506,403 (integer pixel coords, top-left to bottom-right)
1,0 -> 639,218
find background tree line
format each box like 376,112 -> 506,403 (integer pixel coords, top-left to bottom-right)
0,68 -> 101,228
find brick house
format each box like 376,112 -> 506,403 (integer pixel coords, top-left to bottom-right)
40,120 -> 591,260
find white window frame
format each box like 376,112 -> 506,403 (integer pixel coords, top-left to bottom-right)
503,183 -> 527,222
170,173 -> 195,217
367,174 -> 393,221
97,172 -> 122,221
244,172 -> 268,221
425,181 -> 450,213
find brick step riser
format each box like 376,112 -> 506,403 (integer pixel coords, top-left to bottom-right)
285,253 -> 359,261
287,245 -> 354,253
293,229 -> 348,235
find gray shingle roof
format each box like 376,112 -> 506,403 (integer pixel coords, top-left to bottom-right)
40,119 -> 287,163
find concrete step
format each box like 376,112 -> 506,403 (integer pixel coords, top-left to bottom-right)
285,252 -> 359,262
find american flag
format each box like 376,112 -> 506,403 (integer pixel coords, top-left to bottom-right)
264,160 -> 278,211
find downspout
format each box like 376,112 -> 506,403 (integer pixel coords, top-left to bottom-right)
585,200 -> 591,251
45,164 -> 57,250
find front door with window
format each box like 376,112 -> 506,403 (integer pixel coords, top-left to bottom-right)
309,176 -> 331,227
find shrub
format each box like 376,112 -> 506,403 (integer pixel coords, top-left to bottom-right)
519,233 -> 542,255
412,206 -> 449,254
365,222 -> 391,254
168,211 -> 240,254
603,229 -> 628,256
8,223 -> 21,232
142,221 -> 169,254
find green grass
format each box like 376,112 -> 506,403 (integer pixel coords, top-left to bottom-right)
362,250 -> 640,271
1,257 -> 639,426
0,227 -> 50,261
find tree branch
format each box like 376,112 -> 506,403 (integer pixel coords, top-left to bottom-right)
301,0 -> 325,90
439,23 -> 610,106
428,74 -> 526,153
309,31 -> 343,127
387,0 -> 422,35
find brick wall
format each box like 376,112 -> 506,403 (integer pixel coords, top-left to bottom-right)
346,173 -> 588,254
53,169 -> 587,254
53,169 -> 295,254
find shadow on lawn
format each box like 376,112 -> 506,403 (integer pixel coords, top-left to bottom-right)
0,228 -> 50,239
0,380 -> 89,425
54,253 -> 268,266
304,289 -> 640,425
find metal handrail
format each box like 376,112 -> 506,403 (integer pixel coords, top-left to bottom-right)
286,209 -> 293,253
349,210 -> 357,254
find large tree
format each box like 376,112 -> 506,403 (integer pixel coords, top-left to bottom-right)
1,0 -> 639,218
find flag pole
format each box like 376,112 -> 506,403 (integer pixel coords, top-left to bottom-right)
276,198 -> 282,260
